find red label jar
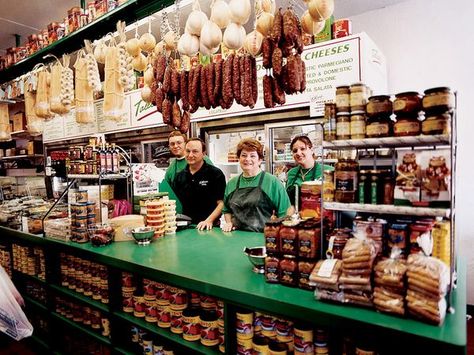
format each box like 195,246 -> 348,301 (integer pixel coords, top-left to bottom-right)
297,219 -> 321,259
279,222 -> 298,256
280,255 -> 298,287
264,220 -> 281,254
265,255 -> 280,284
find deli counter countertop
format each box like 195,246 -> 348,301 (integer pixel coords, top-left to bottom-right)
1,226 -> 466,354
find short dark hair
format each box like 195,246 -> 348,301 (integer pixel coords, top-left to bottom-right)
186,137 -> 206,152
290,135 -> 313,151
236,138 -> 264,159
168,130 -> 186,142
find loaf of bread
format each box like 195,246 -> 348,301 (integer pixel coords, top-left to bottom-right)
309,259 -> 342,291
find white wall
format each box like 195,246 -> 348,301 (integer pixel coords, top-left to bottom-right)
350,0 -> 474,304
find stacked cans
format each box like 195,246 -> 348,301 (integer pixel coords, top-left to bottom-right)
12,244 -> 45,280
121,272 -> 225,351
164,199 -> 177,235
0,245 -> 12,277
60,253 -> 108,303
70,190 -> 96,243
130,326 -> 175,354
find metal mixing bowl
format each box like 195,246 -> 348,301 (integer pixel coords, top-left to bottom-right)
130,227 -> 155,245
243,246 -> 267,274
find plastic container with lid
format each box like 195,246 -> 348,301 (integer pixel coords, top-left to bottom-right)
366,115 -> 392,138
335,86 -> 350,112
350,111 -> 366,139
366,95 -> 392,117
393,115 -> 421,137
422,87 -> 454,114
393,91 -> 421,115
422,112 -> 451,135
335,158 -> 359,203
336,112 -> 351,140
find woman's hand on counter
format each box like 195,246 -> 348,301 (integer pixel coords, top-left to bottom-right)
221,221 -> 234,232
196,219 -> 213,231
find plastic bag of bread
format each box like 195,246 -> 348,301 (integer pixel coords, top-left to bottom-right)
406,254 -> 449,297
373,286 -> 405,316
309,259 -> 342,291
342,237 -> 377,271
374,249 -> 407,291
406,289 -> 447,325
343,290 -> 373,308
315,288 -> 344,303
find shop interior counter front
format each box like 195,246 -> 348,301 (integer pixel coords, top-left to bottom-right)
1,226 -> 466,354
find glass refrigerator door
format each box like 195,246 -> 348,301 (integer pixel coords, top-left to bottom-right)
205,128 -> 265,182
265,121 -> 323,184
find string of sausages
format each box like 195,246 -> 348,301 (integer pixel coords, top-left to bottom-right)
263,8 -> 306,109
151,52 -> 258,134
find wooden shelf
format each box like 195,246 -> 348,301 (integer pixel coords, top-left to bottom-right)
323,201 -> 451,217
50,284 -> 109,313
1,154 -> 43,160
113,311 -> 220,355
323,134 -> 450,149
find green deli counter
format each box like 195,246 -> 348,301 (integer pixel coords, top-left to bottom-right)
0,227 -> 467,355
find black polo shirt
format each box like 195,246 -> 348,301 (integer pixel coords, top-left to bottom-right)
172,161 -> 226,224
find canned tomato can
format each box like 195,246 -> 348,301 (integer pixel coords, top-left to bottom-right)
200,311 -> 219,347
157,305 -> 171,328
252,335 -> 270,354
182,308 -> 201,341
170,309 -> 184,334
237,337 -> 253,355
145,299 -> 158,323
294,323 -> 314,355
332,19 -> 352,38
133,294 -> 146,318
236,310 -> 254,340
169,287 -> 188,310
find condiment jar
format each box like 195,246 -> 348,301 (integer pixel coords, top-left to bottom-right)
366,95 -> 392,117
422,87 -> 454,114
335,158 -> 359,203
323,170 -> 335,202
297,219 -> 321,259
298,260 -> 316,290
358,170 -> 369,204
350,111 -> 366,139
336,112 -> 351,140
326,229 -> 351,260
422,112 -> 451,135
335,86 -> 350,112
324,103 -> 337,142
265,255 -> 280,284
350,82 -> 368,111
264,220 -> 281,254
393,91 -> 421,115
280,255 -> 297,287
366,115 -> 392,138
279,222 -> 298,256
393,115 -> 421,137
382,175 -> 395,205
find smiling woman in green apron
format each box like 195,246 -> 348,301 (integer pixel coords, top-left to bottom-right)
222,138 -> 291,232
286,136 -> 334,214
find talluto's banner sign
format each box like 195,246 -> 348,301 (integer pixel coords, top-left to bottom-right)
43,33 -> 386,142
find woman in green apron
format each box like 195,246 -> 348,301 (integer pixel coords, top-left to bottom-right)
286,136 -> 334,214
222,138 -> 290,232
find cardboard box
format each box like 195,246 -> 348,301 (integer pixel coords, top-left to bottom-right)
420,150 -> 451,208
12,111 -> 25,132
394,151 -> 421,206
80,185 -> 115,201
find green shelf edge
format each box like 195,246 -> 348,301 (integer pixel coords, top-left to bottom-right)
24,295 -> 48,312
51,312 -> 112,346
30,334 -> 50,351
113,346 -> 137,355
50,284 -> 109,313
0,0 -> 175,84
1,226 -> 466,352
112,311 -> 220,355
13,270 -> 46,285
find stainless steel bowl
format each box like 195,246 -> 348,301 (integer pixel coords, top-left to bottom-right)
243,246 -> 267,274
130,227 -> 155,245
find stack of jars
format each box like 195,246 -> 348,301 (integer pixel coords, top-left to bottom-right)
264,218 -> 321,290
0,245 -> 12,277
12,244 -> 46,280
421,87 -> 453,136
145,200 -> 166,238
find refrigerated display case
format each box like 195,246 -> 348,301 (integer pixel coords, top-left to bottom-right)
265,120 -> 326,183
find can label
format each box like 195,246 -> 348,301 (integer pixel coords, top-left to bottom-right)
236,312 -> 253,339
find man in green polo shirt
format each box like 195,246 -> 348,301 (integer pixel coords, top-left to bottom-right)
164,130 -> 212,185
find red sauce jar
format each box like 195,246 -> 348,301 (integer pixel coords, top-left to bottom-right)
265,255 -> 280,284
264,220 -> 281,254
280,223 -> 298,256
297,219 -> 321,259
280,255 -> 298,287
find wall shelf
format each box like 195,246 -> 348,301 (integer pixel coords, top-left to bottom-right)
323,134 -> 450,149
23,295 -> 48,312
51,313 -> 112,346
13,270 -> 46,284
323,202 -> 451,217
1,154 -> 43,160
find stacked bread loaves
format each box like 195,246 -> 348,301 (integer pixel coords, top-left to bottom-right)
310,259 -> 343,302
340,238 -> 376,307
373,256 -> 407,316
406,254 -> 449,325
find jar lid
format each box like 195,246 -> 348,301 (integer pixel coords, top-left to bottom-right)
395,91 -> 420,97
336,85 -> 350,89
350,110 -> 366,115
336,111 -> 350,116
368,94 -> 391,101
282,254 -> 296,259
424,86 -> 451,95
350,82 -> 366,87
